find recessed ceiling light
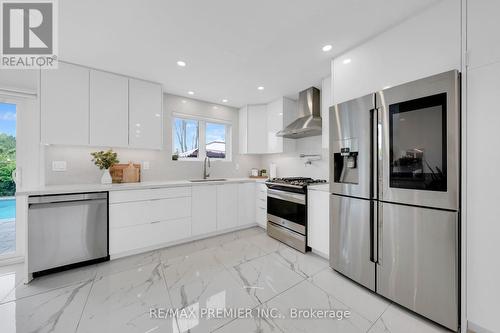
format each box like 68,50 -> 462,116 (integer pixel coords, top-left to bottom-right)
188,91 -> 194,95
343,58 -> 352,64
257,86 -> 264,91
222,99 -> 228,103
177,60 -> 186,67
322,44 -> 332,52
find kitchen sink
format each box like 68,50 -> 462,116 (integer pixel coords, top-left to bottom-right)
189,178 -> 227,182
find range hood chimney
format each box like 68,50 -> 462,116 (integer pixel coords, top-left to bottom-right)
276,87 -> 321,139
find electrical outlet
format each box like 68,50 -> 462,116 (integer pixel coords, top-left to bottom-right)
52,161 -> 67,172
142,161 -> 150,170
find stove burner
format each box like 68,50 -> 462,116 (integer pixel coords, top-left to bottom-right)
269,177 -> 327,187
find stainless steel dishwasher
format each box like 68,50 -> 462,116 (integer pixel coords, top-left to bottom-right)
28,192 -> 109,278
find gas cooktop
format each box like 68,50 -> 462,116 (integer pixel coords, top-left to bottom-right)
265,177 -> 327,193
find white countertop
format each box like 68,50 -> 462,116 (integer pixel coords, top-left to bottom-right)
17,178 -> 265,196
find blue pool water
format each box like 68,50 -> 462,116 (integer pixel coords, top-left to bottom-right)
0,199 -> 15,220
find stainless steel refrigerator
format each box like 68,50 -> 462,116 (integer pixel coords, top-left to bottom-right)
329,70 -> 460,331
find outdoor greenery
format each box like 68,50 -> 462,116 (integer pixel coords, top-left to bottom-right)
91,149 -> 119,170
0,133 -> 16,197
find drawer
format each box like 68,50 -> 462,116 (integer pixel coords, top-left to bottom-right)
109,186 -> 191,203
110,217 -> 191,255
110,196 -> 191,228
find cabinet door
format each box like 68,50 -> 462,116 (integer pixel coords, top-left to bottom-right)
41,62 -> 89,145
255,183 -> 267,228
216,184 -> 238,230
129,79 -> 163,149
307,189 -> 329,255
238,183 -> 256,226
192,185 -> 217,236
468,1 -> 500,69
321,76 -> 331,149
239,106 -> 248,154
90,70 -> 129,147
266,98 -> 284,154
247,105 -> 267,153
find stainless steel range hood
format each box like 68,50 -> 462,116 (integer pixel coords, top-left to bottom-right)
277,87 -> 321,138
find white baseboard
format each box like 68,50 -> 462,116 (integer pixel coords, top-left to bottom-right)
311,248 -> 329,260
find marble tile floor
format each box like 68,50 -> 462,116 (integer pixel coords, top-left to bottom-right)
0,226 -> 451,333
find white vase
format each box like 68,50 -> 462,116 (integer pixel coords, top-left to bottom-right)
101,169 -> 112,184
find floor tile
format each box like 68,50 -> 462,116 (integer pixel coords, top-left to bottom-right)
0,280 -> 92,333
3,264 -> 97,303
367,304 -> 450,333
245,232 -> 285,254
171,269 -> 259,332
159,241 -> 204,263
0,264 -> 25,303
236,226 -> 265,239
213,238 -> 268,268
309,268 -> 390,323
77,262 -> 177,333
162,248 -> 226,290
266,279 -> 372,333
96,250 -> 160,277
274,246 -> 329,278
229,253 -> 304,305
212,307 -> 284,333
195,232 -> 239,251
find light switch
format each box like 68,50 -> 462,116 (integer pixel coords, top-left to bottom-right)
142,161 -> 150,170
52,161 -> 67,172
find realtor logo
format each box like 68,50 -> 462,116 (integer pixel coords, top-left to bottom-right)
1,0 -> 58,68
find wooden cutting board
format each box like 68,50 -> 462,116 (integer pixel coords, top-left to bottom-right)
110,163 -> 141,183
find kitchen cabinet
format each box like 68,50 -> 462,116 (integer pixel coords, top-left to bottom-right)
238,182 -> 256,226
266,97 -> 296,153
216,184 -> 238,230
255,182 -> 267,228
239,97 -> 297,154
192,185 -> 217,236
128,78 -> 163,150
247,104 -> 267,153
41,62 -> 90,145
468,0 -> 500,69
89,70 -> 129,147
307,187 -> 329,257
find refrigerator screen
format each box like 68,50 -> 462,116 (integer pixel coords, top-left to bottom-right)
389,93 -> 447,191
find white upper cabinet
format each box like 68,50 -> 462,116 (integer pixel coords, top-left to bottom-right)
90,70 -> 129,147
321,76 -> 331,149
246,104 -> 267,154
192,185 -> 217,236
216,184 -> 238,230
468,0 -> 500,69
239,98 -> 297,154
41,62 -> 90,145
128,79 -> 163,150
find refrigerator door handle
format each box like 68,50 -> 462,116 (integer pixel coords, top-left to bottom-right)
378,203 -> 383,265
370,201 -> 378,263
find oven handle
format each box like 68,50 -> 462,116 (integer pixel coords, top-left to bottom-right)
267,189 -> 306,205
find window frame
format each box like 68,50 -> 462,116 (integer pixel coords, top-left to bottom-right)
172,113 -> 232,162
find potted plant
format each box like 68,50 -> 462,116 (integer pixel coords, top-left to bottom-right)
172,149 -> 179,161
91,149 -> 119,184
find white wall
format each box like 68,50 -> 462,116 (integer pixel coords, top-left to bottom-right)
331,0 -> 461,104
465,1 -> 500,332
44,94 -> 261,184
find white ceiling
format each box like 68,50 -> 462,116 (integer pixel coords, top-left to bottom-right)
59,0 -> 438,107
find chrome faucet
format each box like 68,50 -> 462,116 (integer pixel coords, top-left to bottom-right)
203,156 -> 211,179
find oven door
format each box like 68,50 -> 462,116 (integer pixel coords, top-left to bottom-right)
378,70 -> 460,210
267,189 -> 306,234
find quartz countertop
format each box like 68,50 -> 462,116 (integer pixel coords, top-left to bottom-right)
16,178 -> 262,196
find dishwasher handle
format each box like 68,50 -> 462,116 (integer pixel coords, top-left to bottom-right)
28,192 -> 108,204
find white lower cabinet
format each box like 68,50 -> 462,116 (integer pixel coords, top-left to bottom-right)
192,185 -> 217,236
307,189 -> 330,257
238,183 -> 256,226
216,184 -> 238,230
109,182 -> 258,256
